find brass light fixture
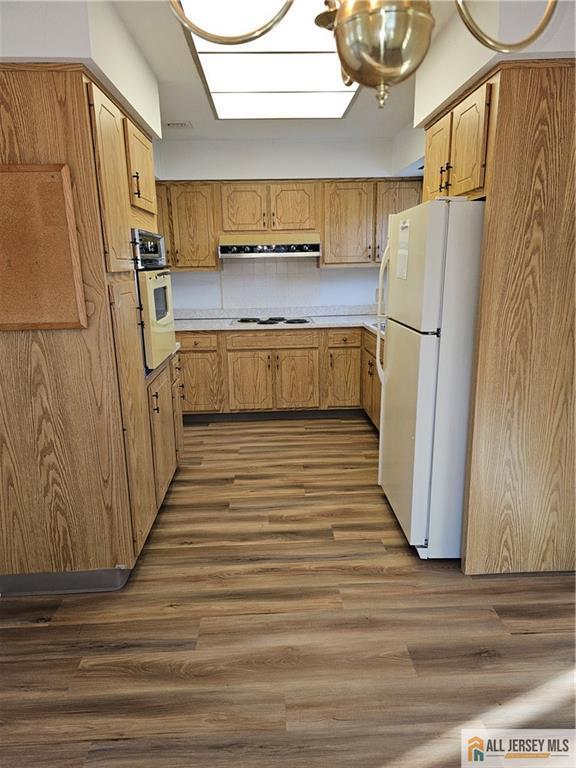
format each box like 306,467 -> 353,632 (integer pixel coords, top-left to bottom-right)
169,0 -> 559,109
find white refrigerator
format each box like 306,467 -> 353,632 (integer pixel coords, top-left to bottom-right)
375,199 -> 485,559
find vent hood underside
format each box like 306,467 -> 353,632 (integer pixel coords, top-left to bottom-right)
219,232 -> 321,259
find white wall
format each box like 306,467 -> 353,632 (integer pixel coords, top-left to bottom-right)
0,0 -> 162,136
391,125 -> 425,176
414,0 -> 575,126
172,260 -> 379,312
155,138 -> 393,180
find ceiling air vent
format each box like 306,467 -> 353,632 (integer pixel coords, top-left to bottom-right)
165,121 -> 193,129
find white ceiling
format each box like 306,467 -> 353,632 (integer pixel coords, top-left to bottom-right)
114,0 -> 455,142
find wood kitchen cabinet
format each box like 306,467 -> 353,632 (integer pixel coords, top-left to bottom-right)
228,350 -> 274,410
422,81 -> 493,201
221,183 -> 268,231
123,119 -> 157,215
274,349 -> 320,409
170,353 -> 185,462
327,347 -> 361,407
156,184 -> 173,262
375,180 -> 423,260
148,366 -> 177,506
108,278 -> 157,555
361,331 -> 383,429
179,332 -> 226,412
269,183 -> 319,231
323,181 -> 375,264
169,183 -> 219,270
88,83 -> 133,272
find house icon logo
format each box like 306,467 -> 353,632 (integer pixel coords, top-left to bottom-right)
467,736 -> 485,762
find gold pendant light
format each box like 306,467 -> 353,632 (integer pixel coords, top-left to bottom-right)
169,0 -> 559,109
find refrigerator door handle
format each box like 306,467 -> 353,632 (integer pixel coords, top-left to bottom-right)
376,241 -> 390,385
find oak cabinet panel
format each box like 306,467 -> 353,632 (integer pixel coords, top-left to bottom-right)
148,366 -> 177,506
228,350 -> 274,411
323,181 -> 375,264
172,378 -> 185,462
269,183 -> 319,231
123,120 -> 157,215
361,348 -> 381,428
109,279 -> 157,554
221,184 -> 268,231
327,347 -> 361,407
450,83 -> 491,196
181,350 -> 224,412
375,180 -> 422,259
156,184 -> 173,263
170,184 -> 219,270
274,349 -> 320,409
422,113 -> 452,203
88,84 -> 132,272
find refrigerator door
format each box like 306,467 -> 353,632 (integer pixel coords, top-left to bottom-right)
387,201 -> 448,333
379,319 -> 439,545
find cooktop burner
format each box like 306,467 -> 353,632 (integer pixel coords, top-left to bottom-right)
232,317 -> 312,326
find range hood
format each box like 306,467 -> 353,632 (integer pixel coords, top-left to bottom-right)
219,232 -> 321,259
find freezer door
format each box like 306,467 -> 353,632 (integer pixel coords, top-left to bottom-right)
378,320 -> 439,546
387,201 -> 448,333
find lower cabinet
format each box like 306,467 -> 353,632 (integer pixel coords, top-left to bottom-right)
171,353 -> 185,462
274,349 -> 319,409
361,345 -> 382,429
228,350 -> 274,410
181,350 -> 225,412
148,366 -> 177,506
176,328 -> 381,422
326,347 -> 361,407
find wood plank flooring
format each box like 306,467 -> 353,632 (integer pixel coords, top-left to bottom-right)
1,416 -> 574,767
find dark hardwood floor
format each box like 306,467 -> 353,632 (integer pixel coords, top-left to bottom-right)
1,417 -> 574,767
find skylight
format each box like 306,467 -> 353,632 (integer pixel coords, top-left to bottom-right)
183,0 -> 358,120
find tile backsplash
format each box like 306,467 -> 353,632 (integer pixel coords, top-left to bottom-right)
171,258 -> 379,310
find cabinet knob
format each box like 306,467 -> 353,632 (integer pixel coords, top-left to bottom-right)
343,336 -> 348,343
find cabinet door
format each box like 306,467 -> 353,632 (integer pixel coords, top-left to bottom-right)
109,279 -> 157,554
88,84 -> 132,272
375,180 -> 422,260
274,349 -> 320,409
124,119 -> 157,214
422,112 -> 452,202
148,366 -> 177,506
370,362 -> 382,429
181,351 -> 224,412
156,184 -> 174,264
269,183 -> 318,231
450,83 -> 491,196
323,182 -> 375,264
361,348 -> 374,417
228,350 -> 273,410
327,347 -> 361,407
172,378 -> 184,462
221,184 -> 268,231
170,184 -> 218,269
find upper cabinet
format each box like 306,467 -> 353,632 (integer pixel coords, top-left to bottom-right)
221,182 -> 319,232
323,181 -> 375,265
422,112 -> 452,202
123,119 -> 157,215
375,180 -> 422,260
449,83 -> 491,196
88,84 -> 133,272
269,183 -> 319,231
169,183 -> 219,270
423,80 -> 494,201
221,183 -> 268,231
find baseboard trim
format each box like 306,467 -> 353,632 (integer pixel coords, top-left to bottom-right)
184,409 -> 366,425
0,568 -> 132,597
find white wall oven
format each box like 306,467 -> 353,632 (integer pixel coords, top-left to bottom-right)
132,229 -> 176,372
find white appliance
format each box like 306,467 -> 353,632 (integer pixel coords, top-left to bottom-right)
375,199 -> 485,559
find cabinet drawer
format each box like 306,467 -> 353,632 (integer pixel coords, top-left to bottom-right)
226,330 -> 320,350
327,328 -> 361,347
177,332 -> 218,351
